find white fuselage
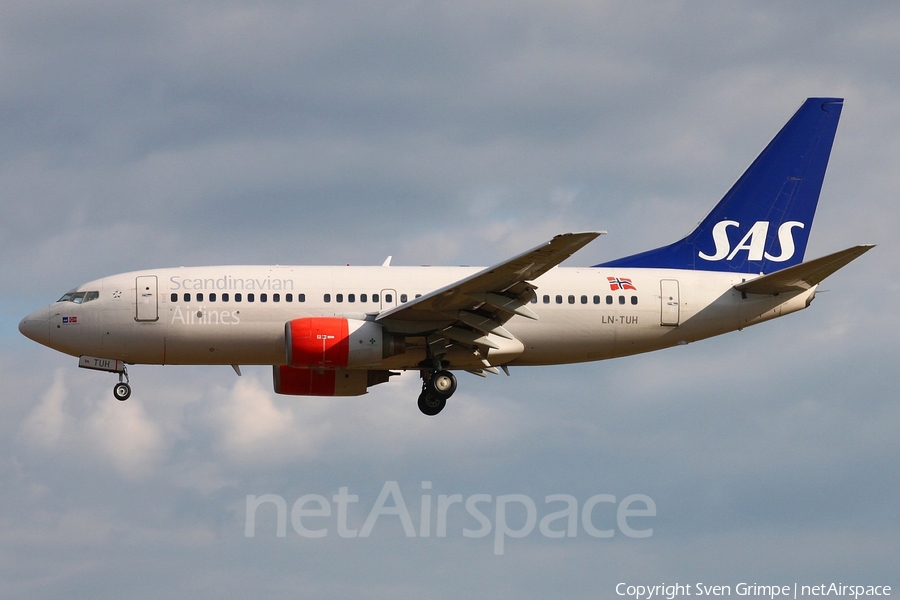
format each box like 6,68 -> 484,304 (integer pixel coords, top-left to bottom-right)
32,264 -> 815,371
17,98 -> 859,412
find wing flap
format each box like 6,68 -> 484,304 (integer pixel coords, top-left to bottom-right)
376,232 -> 603,323
734,245 -> 874,295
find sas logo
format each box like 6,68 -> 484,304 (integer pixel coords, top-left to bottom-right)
608,277 -> 636,291
699,220 -> 804,262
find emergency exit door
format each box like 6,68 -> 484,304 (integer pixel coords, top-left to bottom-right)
380,289 -> 398,311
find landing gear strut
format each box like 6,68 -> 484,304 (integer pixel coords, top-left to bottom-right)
417,369 -> 457,416
113,367 -> 131,401
77,356 -> 132,401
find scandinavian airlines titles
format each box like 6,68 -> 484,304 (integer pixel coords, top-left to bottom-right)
699,220 -> 805,262
169,275 -> 295,291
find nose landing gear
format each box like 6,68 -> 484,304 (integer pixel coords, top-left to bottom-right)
113,382 -> 131,401
77,356 -> 133,401
113,367 -> 131,401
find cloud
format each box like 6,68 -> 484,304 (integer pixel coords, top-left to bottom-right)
86,395 -> 166,478
19,368 -> 69,448
18,368 -> 167,480
204,368 -> 535,471
210,372 -> 318,465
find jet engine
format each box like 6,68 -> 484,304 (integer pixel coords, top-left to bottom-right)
285,317 -> 402,368
273,366 -> 393,396
275,317 -> 402,396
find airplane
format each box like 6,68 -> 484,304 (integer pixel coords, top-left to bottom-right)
19,97 -> 873,416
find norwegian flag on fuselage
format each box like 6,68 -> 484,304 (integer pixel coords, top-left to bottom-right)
607,277 -> 636,291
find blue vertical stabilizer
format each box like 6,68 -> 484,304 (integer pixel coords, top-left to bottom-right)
596,98 -> 843,273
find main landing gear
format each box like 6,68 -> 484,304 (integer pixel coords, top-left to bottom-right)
113,367 -> 131,401
418,369 -> 457,416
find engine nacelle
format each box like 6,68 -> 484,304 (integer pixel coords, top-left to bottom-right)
273,366 -> 395,396
285,317 -> 389,368
274,366 -> 368,396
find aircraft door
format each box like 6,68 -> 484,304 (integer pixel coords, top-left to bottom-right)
380,289 -> 397,311
660,279 -> 680,326
135,275 -> 159,322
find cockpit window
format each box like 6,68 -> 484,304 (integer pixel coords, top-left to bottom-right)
57,291 -> 99,303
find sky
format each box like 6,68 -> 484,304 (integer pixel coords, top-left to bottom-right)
1,2 -> 898,598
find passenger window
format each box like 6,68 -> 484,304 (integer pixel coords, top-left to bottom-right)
401,294 -> 408,303
373,293 -> 380,303
171,293 -> 178,302
285,293 -> 292,302
184,293 -> 191,302
543,295 -> 550,304
298,293 -> 306,302
360,293 -> 367,302
556,295 -> 563,304
210,293 -> 216,302
197,292 -> 203,302
415,294 -> 422,298
593,295 -> 601,305
248,293 -> 255,302
581,295 -> 587,304
568,295 -> 575,304
235,293 -> 242,302
618,295 -> 625,305
631,296 -> 638,305
348,294 -> 355,303
606,295 -> 613,305
222,293 -> 229,302
324,294 -> 331,303
260,293 -> 267,302
336,294 -> 343,303
273,293 -> 279,302
531,297 -> 537,304
385,294 -> 393,303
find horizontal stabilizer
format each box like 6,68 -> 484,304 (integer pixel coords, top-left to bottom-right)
734,244 -> 874,295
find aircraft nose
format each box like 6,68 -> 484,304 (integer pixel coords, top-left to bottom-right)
19,307 -> 50,346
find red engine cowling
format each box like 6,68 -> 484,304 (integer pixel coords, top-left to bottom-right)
285,317 -> 386,368
278,318 -> 401,396
273,366 -> 368,396
273,366 -> 394,396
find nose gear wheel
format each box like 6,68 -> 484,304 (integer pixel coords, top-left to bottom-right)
112,366 -> 131,401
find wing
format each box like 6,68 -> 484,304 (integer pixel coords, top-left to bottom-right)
734,245 -> 874,295
376,232 -> 603,371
